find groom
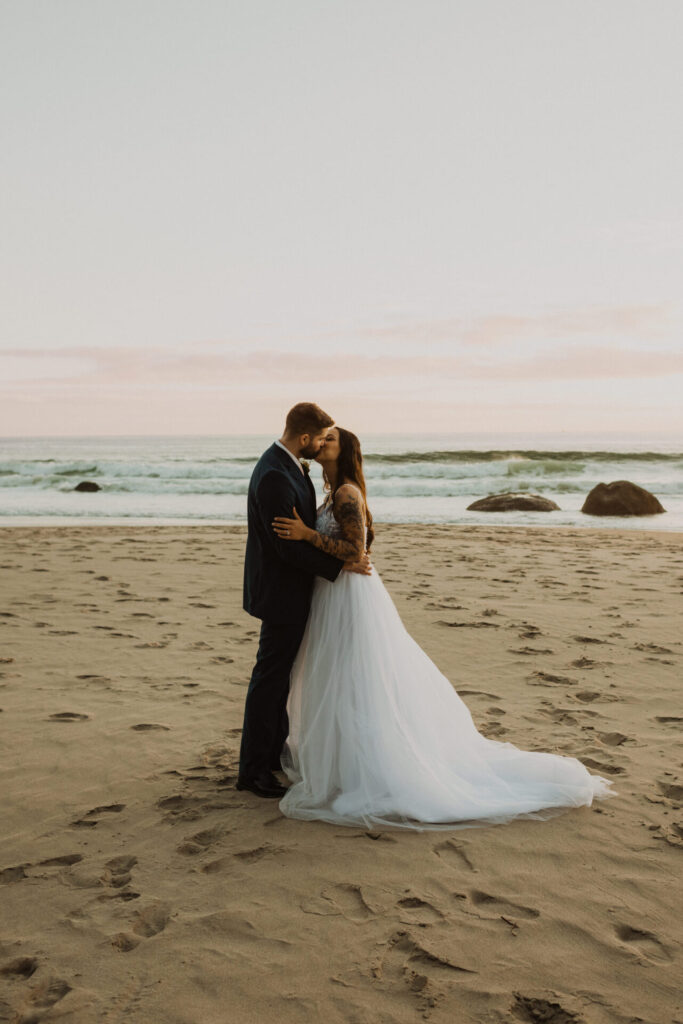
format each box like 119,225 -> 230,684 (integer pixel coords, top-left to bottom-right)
237,402 -> 370,798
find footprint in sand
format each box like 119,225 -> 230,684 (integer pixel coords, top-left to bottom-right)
397,896 -> 446,926
579,757 -> 625,776
508,647 -> 554,656
512,994 -> 581,1024
597,732 -> 629,747
528,671 -> 577,687
468,890 -> 540,920
573,691 -> 601,703
480,721 -> 508,738
0,957 -> 39,979
657,780 -> 683,803
433,840 -> 475,872
0,864 -> 29,884
426,601 -> 465,611
437,619 -> 499,629
614,923 -> 672,963
660,822 -> 683,848
369,929 -> 476,1014
88,802 -> 125,815
176,826 -> 227,856
111,933 -> 141,953
48,712 -> 91,722
200,743 -> 232,766
130,723 -> 170,731
458,689 -> 501,700
101,855 -> 138,889
0,855 -> 84,885
14,977 -> 72,1022
131,902 -> 171,938
518,626 -> 543,639
38,854 -> 83,869
571,656 -> 598,668
71,803 -> 125,828
233,844 -> 283,864
202,843 -> 286,875
316,883 -> 377,922
156,793 -> 209,822
540,707 -> 579,726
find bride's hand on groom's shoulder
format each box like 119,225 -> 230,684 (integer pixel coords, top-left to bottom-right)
343,551 -> 373,576
272,507 -> 310,542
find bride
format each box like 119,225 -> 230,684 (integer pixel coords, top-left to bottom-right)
271,427 -> 614,831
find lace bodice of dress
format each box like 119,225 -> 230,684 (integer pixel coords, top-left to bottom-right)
315,494 -> 367,544
315,501 -> 343,537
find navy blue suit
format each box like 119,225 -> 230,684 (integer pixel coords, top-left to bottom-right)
239,443 -> 343,779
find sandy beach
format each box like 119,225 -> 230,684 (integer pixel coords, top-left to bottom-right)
1,523 -> 681,1024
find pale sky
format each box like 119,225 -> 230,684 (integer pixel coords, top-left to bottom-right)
1,0 -> 682,436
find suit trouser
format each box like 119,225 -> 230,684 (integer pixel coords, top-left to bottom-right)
238,619 -> 307,779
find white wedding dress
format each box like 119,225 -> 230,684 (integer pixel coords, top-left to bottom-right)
279,501 -> 614,831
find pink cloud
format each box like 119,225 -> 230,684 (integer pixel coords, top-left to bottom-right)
362,304 -> 670,346
2,341 -> 683,391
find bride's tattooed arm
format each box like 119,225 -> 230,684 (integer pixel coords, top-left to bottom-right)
311,485 -> 365,560
272,483 -> 365,561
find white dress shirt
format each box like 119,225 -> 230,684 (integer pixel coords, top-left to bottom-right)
275,439 -> 304,474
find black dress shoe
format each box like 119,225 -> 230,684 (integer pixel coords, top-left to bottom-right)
236,771 -> 287,799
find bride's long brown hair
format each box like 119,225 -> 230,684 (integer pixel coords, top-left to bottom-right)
323,427 -> 375,551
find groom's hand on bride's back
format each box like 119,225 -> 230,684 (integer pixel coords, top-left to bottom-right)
343,551 -> 372,576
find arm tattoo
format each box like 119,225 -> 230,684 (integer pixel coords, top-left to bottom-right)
311,490 -> 365,561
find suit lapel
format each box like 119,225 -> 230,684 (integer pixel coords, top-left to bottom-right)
269,444 -> 315,525
304,473 -> 317,522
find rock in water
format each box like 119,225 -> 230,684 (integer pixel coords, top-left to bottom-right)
74,481 -> 100,492
581,480 -> 665,516
467,492 -> 560,512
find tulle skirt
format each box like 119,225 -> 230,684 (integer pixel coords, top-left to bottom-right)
279,569 -> 614,831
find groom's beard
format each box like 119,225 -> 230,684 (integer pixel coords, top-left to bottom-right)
300,441 -> 323,459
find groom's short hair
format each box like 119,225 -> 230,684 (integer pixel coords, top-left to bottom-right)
285,402 -> 334,437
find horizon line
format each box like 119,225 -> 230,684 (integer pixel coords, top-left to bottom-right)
1,429 -> 681,441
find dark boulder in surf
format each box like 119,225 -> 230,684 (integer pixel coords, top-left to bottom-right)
74,481 -> 101,492
467,492 -> 560,512
581,480 -> 665,516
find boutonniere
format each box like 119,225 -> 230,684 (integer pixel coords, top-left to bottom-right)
301,460 -> 311,475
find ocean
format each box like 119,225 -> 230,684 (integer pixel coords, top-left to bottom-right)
1,433 -> 682,532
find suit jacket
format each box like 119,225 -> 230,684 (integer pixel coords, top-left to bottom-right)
243,443 -> 344,624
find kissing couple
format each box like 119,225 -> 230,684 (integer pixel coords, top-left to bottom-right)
237,403 -> 613,831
